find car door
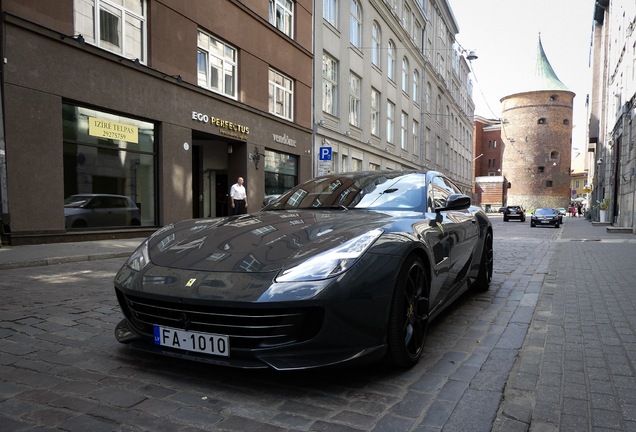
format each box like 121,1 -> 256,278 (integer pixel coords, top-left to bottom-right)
426,176 -> 478,307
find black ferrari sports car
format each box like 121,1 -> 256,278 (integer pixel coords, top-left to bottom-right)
114,170 -> 493,370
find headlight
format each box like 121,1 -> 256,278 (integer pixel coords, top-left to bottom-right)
125,240 -> 151,272
275,229 -> 383,282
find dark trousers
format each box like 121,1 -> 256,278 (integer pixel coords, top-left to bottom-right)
233,200 -> 246,215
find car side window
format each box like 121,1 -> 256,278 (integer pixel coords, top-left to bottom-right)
431,177 -> 453,209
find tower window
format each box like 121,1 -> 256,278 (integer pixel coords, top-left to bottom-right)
550,151 -> 559,159
549,95 -> 558,101
563,119 -> 569,125
538,166 -> 545,173
538,118 -> 546,124
546,181 -> 553,187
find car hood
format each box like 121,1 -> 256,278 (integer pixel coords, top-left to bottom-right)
147,210 -> 400,273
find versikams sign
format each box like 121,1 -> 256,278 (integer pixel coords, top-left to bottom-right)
191,111 -> 249,140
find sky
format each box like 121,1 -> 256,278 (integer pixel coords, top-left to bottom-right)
448,0 -> 595,163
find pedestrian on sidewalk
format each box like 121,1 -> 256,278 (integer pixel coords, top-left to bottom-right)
230,176 -> 248,215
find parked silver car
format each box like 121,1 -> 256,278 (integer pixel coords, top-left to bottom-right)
64,194 -> 141,229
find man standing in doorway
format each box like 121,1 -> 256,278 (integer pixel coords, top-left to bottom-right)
230,176 -> 248,215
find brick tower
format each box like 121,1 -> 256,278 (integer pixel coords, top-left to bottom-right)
500,36 -> 574,210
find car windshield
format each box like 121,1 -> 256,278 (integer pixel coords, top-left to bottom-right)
535,208 -> 555,215
265,171 -> 427,211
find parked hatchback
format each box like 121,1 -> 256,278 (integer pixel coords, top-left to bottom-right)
64,194 -> 141,229
503,205 -> 526,222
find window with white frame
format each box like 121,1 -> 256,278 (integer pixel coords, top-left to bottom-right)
349,72 -> 361,127
412,119 -> 419,155
371,88 -> 380,137
413,70 -> 419,102
372,21 -> 381,67
352,158 -> 362,171
401,111 -> 408,150
387,40 -> 396,81
197,31 -> 237,99
74,0 -> 146,61
369,162 -> 380,171
350,0 -> 362,49
425,82 -> 431,112
269,0 -> 293,37
386,101 -> 395,143
269,69 -> 293,120
402,3 -> 411,34
323,0 -> 337,27
401,57 -> 409,94
322,53 -> 338,115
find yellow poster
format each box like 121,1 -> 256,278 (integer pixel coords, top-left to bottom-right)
88,117 -> 139,143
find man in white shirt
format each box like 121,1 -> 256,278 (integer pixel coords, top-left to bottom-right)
230,176 -> 248,215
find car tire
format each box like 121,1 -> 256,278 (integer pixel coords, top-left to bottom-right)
555,222 -> 560,228
72,219 -> 88,228
521,217 -> 526,222
503,217 -> 508,222
386,255 -> 429,368
473,230 -> 493,292
531,222 -> 536,227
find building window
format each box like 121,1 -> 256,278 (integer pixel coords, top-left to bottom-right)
401,111 -> 408,150
413,70 -> 419,102
546,180 -> 553,187
349,72 -> 361,127
425,82 -> 431,112
62,103 -> 156,229
387,101 -> 395,143
371,88 -> 380,137
322,53 -> 338,115
264,150 -> 298,195
268,69 -> 293,120
401,57 -> 409,94
269,0 -> 293,37
538,166 -> 545,173
350,0 -> 362,49
372,21 -> 381,67
550,151 -> 559,159
563,119 -> 570,125
197,31 -> 237,99
412,119 -> 419,155
369,162 -> 380,171
550,95 -> 558,101
538,118 -> 546,124
387,40 -> 396,81
323,0 -> 337,27
74,0 -> 146,62
352,158 -> 362,171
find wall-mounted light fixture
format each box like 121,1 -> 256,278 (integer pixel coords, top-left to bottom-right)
249,145 -> 263,169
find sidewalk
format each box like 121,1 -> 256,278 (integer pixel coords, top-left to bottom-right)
0,237 -> 144,270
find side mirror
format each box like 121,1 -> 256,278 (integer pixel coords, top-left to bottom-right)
436,194 -> 471,212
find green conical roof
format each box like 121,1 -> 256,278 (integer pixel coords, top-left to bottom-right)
529,35 -> 572,92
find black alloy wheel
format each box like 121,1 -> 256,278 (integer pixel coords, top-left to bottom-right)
386,255 -> 429,368
474,230 -> 493,292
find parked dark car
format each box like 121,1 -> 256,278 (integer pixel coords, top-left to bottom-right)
114,170 -> 494,370
503,205 -> 526,222
64,194 -> 141,229
530,208 -> 561,228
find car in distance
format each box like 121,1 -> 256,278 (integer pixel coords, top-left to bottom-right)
530,208 -> 561,228
556,207 -> 567,218
64,194 -> 141,229
114,170 -> 494,371
503,205 -> 526,222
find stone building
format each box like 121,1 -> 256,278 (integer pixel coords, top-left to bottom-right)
473,116 -> 506,211
500,36 -> 574,210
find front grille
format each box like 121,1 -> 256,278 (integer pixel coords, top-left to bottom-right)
117,291 -> 323,349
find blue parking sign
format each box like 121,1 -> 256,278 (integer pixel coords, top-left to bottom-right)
319,146 -> 332,160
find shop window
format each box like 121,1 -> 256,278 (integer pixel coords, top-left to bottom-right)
269,69 -> 293,120
74,0 -> 146,62
269,0 -> 293,38
62,104 -> 156,230
264,150 -> 298,195
197,30 -> 237,99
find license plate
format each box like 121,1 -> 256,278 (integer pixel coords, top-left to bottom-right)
541,220 -> 550,224
154,326 -> 230,357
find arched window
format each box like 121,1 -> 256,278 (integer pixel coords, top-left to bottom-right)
401,57 -> 409,94
371,21 -> 381,67
387,40 -> 396,81
538,118 -> 546,124
349,0 -> 362,49
412,70 -> 419,102
563,119 -> 570,125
